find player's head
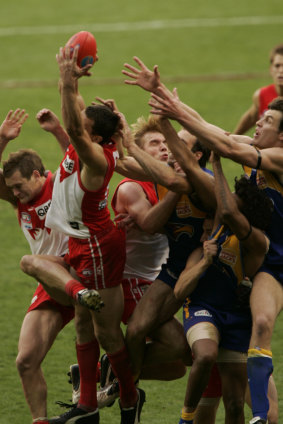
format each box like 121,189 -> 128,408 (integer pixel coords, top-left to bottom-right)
254,97 -> 283,148
83,104 -> 120,144
234,176 -> 273,230
3,149 -> 46,203
169,128 -> 211,173
269,44 -> 283,87
132,116 -> 168,161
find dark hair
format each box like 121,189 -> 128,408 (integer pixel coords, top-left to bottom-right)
85,105 -> 120,144
191,139 -> 211,168
234,176 -> 273,230
3,149 -> 45,179
268,97 -> 283,132
269,44 -> 283,63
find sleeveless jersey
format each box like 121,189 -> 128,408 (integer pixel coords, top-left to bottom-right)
190,225 -> 244,310
112,179 -> 169,281
17,171 -> 68,256
156,185 -> 207,276
244,166 -> 283,265
258,84 -> 278,118
46,143 -> 119,238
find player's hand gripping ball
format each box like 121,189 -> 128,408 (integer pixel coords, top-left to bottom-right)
65,31 -> 97,68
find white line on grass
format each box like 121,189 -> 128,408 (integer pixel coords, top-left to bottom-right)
0,15 -> 283,37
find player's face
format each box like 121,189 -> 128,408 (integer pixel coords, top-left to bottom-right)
5,169 -> 41,204
254,109 -> 283,148
270,54 -> 283,87
142,131 -> 168,162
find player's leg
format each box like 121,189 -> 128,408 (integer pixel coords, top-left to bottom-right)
248,271 -> 283,422
20,254 -> 103,310
178,318 -> 220,424
144,316 -> 191,366
16,306 -> 63,423
245,374 -> 278,424
126,279 -> 181,378
194,363 -> 222,424
92,285 -> 138,409
218,355 -> 247,424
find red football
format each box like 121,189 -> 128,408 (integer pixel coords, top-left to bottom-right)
65,31 -> 97,68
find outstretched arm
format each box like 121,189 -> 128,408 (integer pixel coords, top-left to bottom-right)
57,45 -> 109,184
119,123 -> 191,193
36,108 -> 70,154
122,56 -> 172,97
0,109 -> 28,162
149,86 -> 283,172
159,118 -> 216,211
0,109 -> 28,206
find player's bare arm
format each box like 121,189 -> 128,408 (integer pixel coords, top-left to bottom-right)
233,89 -> 260,134
159,118 -> 216,211
57,45 -> 108,189
0,109 -> 29,161
121,125 -> 191,193
212,153 -> 269,277
149,87 -> 283,171
36,108 -> 70,153
118,181 -> 179,234
174,243 -> 217,301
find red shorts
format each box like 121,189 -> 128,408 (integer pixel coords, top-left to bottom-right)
65,225 -> 126,290
202,363 -> 222,398
27,284 -> 75,328
121,277 -> 151,324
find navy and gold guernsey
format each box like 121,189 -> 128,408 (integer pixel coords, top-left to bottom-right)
244,166 -> 283,283
155,184 -> 208,288
183,225 -> 252,352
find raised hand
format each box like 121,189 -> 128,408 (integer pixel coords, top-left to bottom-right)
149,87 -> 183,119
122,56 -> 161,93
0,109 -> 28,142
36,109 -> 61,133
56,45 -> 93,81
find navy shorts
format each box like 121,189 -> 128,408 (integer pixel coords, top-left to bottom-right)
258,263 -> 283,286
183,300 -> 252,352
156,264 -> 179,289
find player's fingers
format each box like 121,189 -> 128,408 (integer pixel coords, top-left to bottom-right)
123,64 -> 139,74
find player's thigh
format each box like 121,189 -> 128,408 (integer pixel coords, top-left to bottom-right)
218,355 -> 247,404
251,272 -> 283,322
92,285 -> 124,330
127,279 -> 176,332
18,306 -> 63,364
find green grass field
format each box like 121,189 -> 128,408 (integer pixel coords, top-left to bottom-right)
0,0 -> 283,422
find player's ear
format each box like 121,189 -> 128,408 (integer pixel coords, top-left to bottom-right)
91,134 -> 103,144
32,169 -> 41,179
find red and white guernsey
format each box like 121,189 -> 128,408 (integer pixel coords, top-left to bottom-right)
46,143 -> 119,238
18,171 -> 68,256
258,84 -> 278,118
112,179 -> 169,282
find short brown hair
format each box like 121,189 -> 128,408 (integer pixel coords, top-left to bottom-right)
131,116 -> 163,148
3,149 -> 45,179
269,44 -> 283,63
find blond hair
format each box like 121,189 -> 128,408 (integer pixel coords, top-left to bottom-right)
131,116 -> 163,148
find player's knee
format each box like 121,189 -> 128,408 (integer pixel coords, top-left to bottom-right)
126,318 -> 148,342
96,326 -> 122,352
253,312 -> 273,339
20,254 -> 39,277
16,351 -> 37,375
195,350 -> 217,368
224,396 -> 244,420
